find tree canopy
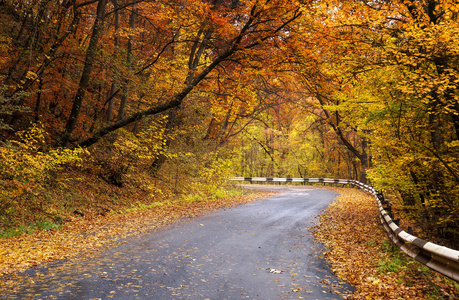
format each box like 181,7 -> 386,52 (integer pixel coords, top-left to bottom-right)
0,0 -> 458,247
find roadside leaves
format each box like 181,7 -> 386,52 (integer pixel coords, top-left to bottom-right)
314,188 -> 459,299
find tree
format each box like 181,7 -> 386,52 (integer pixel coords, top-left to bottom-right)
76,0 -> 304,148
313,0 -> 459,244
60,0 -> 108,146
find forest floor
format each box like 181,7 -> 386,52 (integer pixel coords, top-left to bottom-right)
0,185 -> 458,299
314,187 -> 459,299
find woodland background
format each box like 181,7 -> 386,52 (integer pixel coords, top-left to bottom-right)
0,0 -> 458,249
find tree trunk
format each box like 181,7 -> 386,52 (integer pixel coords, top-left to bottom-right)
117,3 -> 137,121
60,0 -> 107,146
359,136 -> 369,184
106,0 -> 121,123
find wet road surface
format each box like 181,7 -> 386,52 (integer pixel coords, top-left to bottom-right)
2,186 -> 354,299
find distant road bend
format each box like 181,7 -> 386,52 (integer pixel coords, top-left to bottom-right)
4,186 -> 355,299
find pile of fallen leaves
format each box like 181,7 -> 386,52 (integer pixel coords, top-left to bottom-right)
0,191 -> 274,279
314,188 -> 459,299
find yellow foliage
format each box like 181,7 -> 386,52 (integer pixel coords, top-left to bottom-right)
199,151 -> 235,196
111,118 -> 169,167
24,71 -> 38,81
0,124 -> 85,200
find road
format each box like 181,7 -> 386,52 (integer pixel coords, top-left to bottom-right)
3,186 -> 355,299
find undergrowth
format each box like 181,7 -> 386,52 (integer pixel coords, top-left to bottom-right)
0,220 -> 62,238
0,126 -> 243,238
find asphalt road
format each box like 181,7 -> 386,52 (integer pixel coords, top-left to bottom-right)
3,186 -> 355,299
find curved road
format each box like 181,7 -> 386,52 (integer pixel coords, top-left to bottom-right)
3,186 -> 354,299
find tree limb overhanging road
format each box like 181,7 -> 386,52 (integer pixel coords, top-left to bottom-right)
3,187 -> 355,299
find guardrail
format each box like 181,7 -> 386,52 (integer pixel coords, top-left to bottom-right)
231,177 -> 459,281
230,177 -> 351,184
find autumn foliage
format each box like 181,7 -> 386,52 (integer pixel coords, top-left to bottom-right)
0,0 -> 458,272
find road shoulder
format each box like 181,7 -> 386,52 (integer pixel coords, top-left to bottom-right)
313,187 -> 459,299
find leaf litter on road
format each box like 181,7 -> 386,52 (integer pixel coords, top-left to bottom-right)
0,191 -> 276,294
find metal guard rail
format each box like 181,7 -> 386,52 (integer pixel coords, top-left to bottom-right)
231,177 -> 459,281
